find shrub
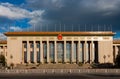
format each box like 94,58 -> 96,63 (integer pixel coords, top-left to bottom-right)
78,62 -> 83,66
0,55 -> 6,67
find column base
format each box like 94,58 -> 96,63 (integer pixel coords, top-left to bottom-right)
53,62 -> 57,64
40,62 -> 43,64
46,62 -> 50,64
63,62 -> 66,64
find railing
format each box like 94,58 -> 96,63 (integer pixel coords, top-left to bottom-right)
0,69 -> 120,74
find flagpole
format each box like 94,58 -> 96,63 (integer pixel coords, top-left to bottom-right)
64,24 -> 65,32
79,24 -> 80,32
85,24 -> 86,32
111,24 -> 112,31
41,24 -> 42,32
55,24 -> 56,32
60,23 -> 61,32
34,24 -> 35,32
47,24 -> 48,32
98,24 -> 99,31
72,24 -> 73,32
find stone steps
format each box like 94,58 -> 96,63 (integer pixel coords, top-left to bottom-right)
15,63 -> 91,69
37,64 -> 80,69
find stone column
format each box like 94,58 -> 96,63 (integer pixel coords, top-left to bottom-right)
90,41 -> 93,63
54,41 -> 57,63
92,41 -> 95,63
64,40 -> 66,63
27,41 -> 30,64
47,40 -> 50,63
115,45 -> 118,58
34,41 -> 37,63
84,41 -> 87,63
40,40 -> 43,63
71,41 -> 74,63
22,43 -> 24,64
77,41 -> 80,63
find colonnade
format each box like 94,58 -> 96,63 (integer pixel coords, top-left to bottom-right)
113,45 -> 120,62
22,40 -> 98,64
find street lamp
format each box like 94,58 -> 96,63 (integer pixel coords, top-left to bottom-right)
103,55 -> 106,63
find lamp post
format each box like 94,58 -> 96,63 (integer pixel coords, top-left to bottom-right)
103,55 -> 106,63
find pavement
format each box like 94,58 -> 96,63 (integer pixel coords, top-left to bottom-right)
0,73 -> 120,79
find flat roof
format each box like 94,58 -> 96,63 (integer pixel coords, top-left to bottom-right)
113,40 -> 120,44
4,31 -> 115,36
0,40 -> 7,44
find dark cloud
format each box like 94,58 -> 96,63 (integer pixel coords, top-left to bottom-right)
0,0 -> 120,33
25,0 -> 120,32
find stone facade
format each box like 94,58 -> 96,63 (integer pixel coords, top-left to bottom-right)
3,31 -> 116,66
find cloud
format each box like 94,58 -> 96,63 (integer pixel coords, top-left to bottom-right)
0,3 -> 28,19
0,2 -> 45,20
114,31 -> 120,39
81,0 -> 120,16
0,2 -> 45,33
25,0 -> 120,32
1,0 -> 120,34
0,33 -> 6,40
10,26 -> 22,31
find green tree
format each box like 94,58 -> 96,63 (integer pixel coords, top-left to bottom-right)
115,54 -> 120,68
0,54 -> 6,66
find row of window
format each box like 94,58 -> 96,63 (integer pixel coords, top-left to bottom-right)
24,43 -> 40,48
24,51 -> 40,63
23,42 -> 87,63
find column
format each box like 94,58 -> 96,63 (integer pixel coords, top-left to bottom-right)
64,41 -> 66,63
34,41 -> 37,63
40,40 -> 43,63
47,40 -> 50,63
54,41 -> 57,63
71,41 -> 74,63
90,41 -> 93,63
27,41 -> 30,64
22,43 -> 24,64
92,41 -> 94,63
77,41 -> 80,63
115,45 -> 118,58
84,41 -> 87,63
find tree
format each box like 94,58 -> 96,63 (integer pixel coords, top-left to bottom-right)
0,54 -> 6,67
115,54 -> 120,68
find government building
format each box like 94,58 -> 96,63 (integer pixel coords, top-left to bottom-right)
3,31 -> 118,67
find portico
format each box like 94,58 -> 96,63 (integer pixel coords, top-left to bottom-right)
4,31 -> 114,66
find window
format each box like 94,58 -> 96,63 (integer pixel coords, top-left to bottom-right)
24,44 -> 27,48
37,51 -> 40,63
24,51 -> 27,63
30,51 -> 34,63
30,43 -> 34,48
37,43 -> 40,48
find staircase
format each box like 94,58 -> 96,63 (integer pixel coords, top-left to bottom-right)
37,64 -> 80,69
15,63 -> 92,69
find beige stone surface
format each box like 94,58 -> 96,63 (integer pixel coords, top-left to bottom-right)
4,32 -> 116,66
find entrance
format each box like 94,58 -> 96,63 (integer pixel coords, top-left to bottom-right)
57,41 -> 64,63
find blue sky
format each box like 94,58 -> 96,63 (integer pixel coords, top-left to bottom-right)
0,0 -> 120,39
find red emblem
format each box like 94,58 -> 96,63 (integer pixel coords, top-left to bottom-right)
58,34 -> 62,40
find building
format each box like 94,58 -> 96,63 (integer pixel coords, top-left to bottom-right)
4,31 -> 115,66
113,40 -> 120,62
0,40 -> 7,58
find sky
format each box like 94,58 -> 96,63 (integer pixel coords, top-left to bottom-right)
0,0 -> 120,39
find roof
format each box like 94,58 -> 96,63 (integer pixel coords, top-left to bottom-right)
4,31 -> 115,36
0,40 -> 7,44
113,40 -> 120,44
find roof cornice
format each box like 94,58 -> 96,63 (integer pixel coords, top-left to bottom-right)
4,31 -> 115,36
